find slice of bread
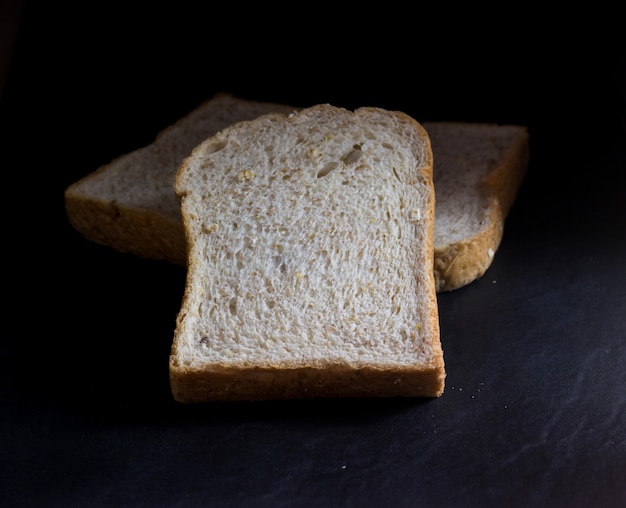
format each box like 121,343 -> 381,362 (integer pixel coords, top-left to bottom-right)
427,122 -> 529,291
64,94 -> 528,292
169,104 -> 445,401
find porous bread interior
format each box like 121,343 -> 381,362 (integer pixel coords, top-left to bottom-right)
69,94 -> 297,219
172,105 -> 439,371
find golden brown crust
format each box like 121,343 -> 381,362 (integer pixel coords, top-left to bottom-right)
65,191 -> 187,264
169,363 -> 445,402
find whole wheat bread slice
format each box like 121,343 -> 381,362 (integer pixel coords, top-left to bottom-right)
169,104 -> 445,401
428,122 -> 529,291
64,94 -> 529,291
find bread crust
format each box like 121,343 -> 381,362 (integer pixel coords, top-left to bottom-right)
65,190 -> 187,264
170,364 -> 445,402
433,203 -> 503,292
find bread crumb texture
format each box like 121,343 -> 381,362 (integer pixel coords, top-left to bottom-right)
170,105 -> 444,400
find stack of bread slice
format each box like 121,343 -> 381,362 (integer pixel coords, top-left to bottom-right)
65,94 -> 529,402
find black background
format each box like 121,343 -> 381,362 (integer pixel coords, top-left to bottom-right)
2,2 -> 625,507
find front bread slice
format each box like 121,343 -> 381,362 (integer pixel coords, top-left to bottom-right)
169,104 -> 445,402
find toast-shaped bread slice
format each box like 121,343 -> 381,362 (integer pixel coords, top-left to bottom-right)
428,122 -> 529,291
169,104 -> 445,401
64,94 -> 529,291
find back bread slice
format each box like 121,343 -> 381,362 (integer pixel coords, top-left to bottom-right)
169,104 -> 445,402
64,93 -> 297,264
426,122 -> 529,291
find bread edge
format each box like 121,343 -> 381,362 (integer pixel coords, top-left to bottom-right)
169,364 -> 445,402
64,188 -> 187,264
